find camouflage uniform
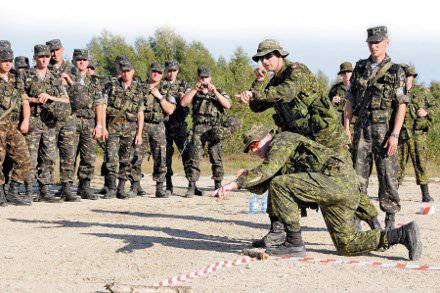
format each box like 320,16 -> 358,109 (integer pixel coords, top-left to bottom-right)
237,130 -> 388,255
249,40 -> 378,227
348,45 -> 408,227
104,75 -> 143,198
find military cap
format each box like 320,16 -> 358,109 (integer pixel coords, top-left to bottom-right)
119,58 -> 133,71
0,40 -> 11,50
73,49 -> 89,61
34,44 -> 51,57
14,56 -> 30,69
165,60 -> 179,71
366,26 -> 388,42
46,39 -> 63,51
197,66 -> 210,77
87,59 -> 96,69
252,39 -> 289,62
114,55 -> 128,64
242,123 -> 272,153
402,64 -> 418,78
338,62 -> 353,75
150,62 -> 164,73
0,49 -> 13,61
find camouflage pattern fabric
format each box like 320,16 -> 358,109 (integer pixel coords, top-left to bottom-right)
55,115 -> 76,183
48,60 -> 72,78
106,121 -> 136,180
237,131 -> 388,255
348,56 -> 408,213
328,81 -> 348,117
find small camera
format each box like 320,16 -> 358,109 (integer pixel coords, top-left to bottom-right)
201,83 -> 209,89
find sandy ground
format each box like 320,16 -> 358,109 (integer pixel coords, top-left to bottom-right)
0,175 -> 439,293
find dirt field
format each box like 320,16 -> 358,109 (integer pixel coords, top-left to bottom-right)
0,175 -> 439,293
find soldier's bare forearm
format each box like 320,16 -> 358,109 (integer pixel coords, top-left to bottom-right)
391,103 -> 407,135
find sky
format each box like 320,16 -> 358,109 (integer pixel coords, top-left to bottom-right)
2,0 -> 440,84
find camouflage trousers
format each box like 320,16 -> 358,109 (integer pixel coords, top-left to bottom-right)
105,121 -> 136,180
187,123 -> 224,182
398,131 -> 429,186
131,122 -> 166,183
0,120 -> 30,184
165,122 -> 191,179
352,123 -> 400,213
73,117 -> 97,180
24,116 -> 56,185
269,172 -> 389,256
56,115 -> 77,184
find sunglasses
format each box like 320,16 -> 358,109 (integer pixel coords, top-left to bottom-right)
259,52 -> 275,61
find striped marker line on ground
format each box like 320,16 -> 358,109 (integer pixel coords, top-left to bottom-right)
158,255 -> 440,287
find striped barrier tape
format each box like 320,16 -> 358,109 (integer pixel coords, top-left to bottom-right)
418,206 -> 436,215
158,255 -> 440,287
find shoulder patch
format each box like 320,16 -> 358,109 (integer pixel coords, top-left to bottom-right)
291,63 -> 299,69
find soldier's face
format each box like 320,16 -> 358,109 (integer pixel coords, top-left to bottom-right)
149,70 -> 163,82
166,69 -> 178,81
0,60 -> 13,73
340,72 -> 352,85
35,55 -> 50,69
75,59 -> 89,72
120,69 -> 134,82
198,76 -> 211,84
260,52 -> 283,72
87,67 -> 95,76
51,48 -> 64,62
406,76 -> 414,90
368,39 -> 389,59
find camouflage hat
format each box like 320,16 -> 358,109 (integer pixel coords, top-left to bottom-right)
87,59 -> 96,69
242,123 -> 271,153
0,40 -> 11,50
72,49 -> 89,60
252,39 -> 289,62
402,64 -> 418,78
150,62 -> 164,73
14,56 -> 30,69
338,62 -> 353,75
114,55 -> 129,64
0,49 -> 13,61
197,66 -> 210,77
119,58 -> 133,71
366,26 -> 388,42
46,39 -> 63,51
165,60 -> 179,71
34,44 -> 51,57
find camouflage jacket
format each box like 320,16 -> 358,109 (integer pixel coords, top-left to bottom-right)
328,81 -> 348,113
25,68 -> 71,124
48,60 -> 72,78
163,79 -> 190,127
66,68 -> 106,119
347,56 -> 408,128
250,60 -> 349,152
104,77 -> 144,123
192,88 -> 229,125
236,132 -> 355,191
142,81 -> 177,124
0,72 -> 26,123
403,85 -> 435,134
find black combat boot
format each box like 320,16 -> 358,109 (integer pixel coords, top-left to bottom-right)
116,180 -> 128,199
38,183 -> 61,203
252,219 -> 286,248
184,181 -> 204,198
214,180 -> 222,190
266,230 -> 307,256
155,182 -> 170,198
385,213 -> 395,230
60,182 -> 80,202
99,176 -> 110,195
130,181 -> 146,197
421,184 -> 434,202
0,185 -> 8,206
78,179 -> 97,200
102,176 -> 116,199
166,176 -> 173,195
6,181 -> 31,206
385,221 -> 422,261
365,216 -> 382,230
23,181 -> 36,202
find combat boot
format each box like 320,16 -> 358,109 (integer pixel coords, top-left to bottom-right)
421,184 -> 434,202
214,180 -> 222,190
38,183 -> 62,203
365,216 -> 382,230
130,181 -> 146,197
78,179 -> 98,200
266,231 -> 307,256
6,181 -> 31,206
184,181 -> 204,198
116,179 -> 128,199
166,176 -> 173,195
24,181 -> 36,202
385,221 -> 422,261
155,182 -> 170,198
60,182 -> 80,202
0,185 -> 8,206
99,176 -> 110,195
385,212 -> 395,230
252,219 -> 286,248
102,176 -> 116,199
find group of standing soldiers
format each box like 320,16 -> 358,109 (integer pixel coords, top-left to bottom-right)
0,38 -> 240,207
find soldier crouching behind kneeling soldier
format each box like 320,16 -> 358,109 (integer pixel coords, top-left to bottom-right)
214,124 -> 421,260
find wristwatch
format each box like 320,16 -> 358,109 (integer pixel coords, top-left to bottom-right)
390,132 -> 399,139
